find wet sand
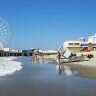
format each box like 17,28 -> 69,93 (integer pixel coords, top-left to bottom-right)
0,57 -> 96,96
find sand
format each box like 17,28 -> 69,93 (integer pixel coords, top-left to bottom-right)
71,58 -> 96,67
72,51 -> 96,67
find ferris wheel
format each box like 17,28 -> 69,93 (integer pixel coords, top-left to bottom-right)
0,18 -> 12,47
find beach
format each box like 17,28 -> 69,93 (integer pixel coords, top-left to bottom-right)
0,57 -> 96,96
71,51 -> 96,67
71,58 -> 96,67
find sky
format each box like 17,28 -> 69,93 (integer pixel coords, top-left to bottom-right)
0,0 -> 96,50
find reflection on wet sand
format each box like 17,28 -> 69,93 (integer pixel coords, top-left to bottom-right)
32,56 -> 45,64
31,57 -> 96,79
32,57 -> 78,77
56,64 -> 73,76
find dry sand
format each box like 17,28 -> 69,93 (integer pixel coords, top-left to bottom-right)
71,58 -> 96,67
73,51 -> 96,67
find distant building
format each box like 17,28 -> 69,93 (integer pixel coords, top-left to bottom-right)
0,42 -> 3,50
79,37 -> 85,42
4,48 -> 10,52
81,33 -> 96,50
64,33 -> 96,52
88,33 -> 96,43
39,50 -> 57,54
63,40 -> 81,52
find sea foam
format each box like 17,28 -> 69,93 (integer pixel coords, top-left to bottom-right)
0,57 -> 23,76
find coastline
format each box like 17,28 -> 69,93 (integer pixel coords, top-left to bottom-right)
36,51 -> 96,67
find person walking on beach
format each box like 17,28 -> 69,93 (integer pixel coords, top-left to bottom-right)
57,51 -> 61,63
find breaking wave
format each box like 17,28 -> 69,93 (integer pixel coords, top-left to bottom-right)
0,57 -> 23,76
0,57 -> 17,61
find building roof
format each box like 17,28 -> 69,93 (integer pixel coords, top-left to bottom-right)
64,40 -> 80,43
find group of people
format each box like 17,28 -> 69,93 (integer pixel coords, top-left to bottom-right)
81,54 -> 94,59
87,54 -> 94,59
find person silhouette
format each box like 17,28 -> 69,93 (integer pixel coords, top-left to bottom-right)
57,51 -> 61,63
56,64 -> 62,75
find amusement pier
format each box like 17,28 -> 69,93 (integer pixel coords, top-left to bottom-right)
0,33 -> 96,58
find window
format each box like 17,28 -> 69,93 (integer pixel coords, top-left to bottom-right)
68,43 -> 73,45
75,43 -> 80,45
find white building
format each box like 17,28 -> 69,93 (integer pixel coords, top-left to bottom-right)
88,33 -> 96,43
0,42 -> 3,50
63,33 -> 96,52
4,48 -> 10,52
63,40 -> 81,52
79,37 -> 85,42
39,50 -> 57,54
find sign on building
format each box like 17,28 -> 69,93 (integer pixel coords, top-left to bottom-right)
88,43 -> 93,50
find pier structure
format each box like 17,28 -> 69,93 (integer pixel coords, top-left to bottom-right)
0,49 -> 34,57
0,48 -> 58,57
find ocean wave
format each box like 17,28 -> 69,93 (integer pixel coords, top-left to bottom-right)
0,57 -> 17,61
0,57 -> 23,76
